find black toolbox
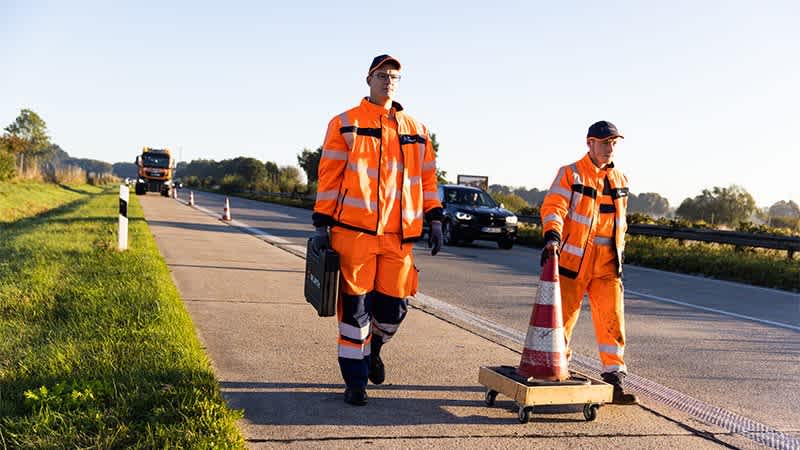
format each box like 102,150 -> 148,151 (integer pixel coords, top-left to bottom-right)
304,238 -> 339,317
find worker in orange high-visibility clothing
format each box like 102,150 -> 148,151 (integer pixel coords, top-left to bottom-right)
540,120 -> 637,405
310,54 -> 444,406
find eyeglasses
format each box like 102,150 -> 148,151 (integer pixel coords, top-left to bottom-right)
374,73 -> 401,82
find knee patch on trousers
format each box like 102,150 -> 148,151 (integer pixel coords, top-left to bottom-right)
369,291 -> 408,342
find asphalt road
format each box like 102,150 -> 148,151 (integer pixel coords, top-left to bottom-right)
184,190 -> 800,441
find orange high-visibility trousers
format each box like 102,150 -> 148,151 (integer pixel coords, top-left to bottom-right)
559,238 -> 626,374
330,227 -> 418,389
330,227 -> 418,298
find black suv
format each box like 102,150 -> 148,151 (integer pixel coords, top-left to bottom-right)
434,184 -> 518,249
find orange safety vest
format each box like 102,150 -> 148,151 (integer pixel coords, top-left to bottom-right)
541,153 -> 629,279
313,98 -> 442,240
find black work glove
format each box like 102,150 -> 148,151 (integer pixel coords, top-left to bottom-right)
310,226 -> 330,253
540,240 -> 559,267
428,221 -> 443,256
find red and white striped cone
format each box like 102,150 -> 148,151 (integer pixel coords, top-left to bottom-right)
517,250 -> 569,381
188,191 -> 195,206
221,197 -> 231,221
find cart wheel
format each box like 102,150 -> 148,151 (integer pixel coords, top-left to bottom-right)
518,406 -> 533,423
583,403 -> 599,421
484,390 -> 498,407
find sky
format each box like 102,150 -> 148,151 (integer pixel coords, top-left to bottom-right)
2,1 -> 798,208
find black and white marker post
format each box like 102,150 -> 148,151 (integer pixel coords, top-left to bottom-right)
118,184 -> 129,251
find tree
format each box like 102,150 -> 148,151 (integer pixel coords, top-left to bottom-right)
768,200 -> 800,219
676,185 -> 756,226
4,109 -> 51,173
230,157 -> 266,190
278,165 -> 302,193
628,192 -> 670,216
297,147 -> 322,184
429,132 -> 449,184
0,135 -> 26,180
264,161 -> 280,185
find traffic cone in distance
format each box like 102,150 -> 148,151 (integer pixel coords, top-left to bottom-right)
221,197 -> 232,221
517,249 -> 569,381
188,191 -> 195,206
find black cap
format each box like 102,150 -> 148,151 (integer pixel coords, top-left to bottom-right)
587,121 -> 624,139
369,54 -> 402,75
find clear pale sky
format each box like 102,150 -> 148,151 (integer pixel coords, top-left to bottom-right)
2,1 -> 798,208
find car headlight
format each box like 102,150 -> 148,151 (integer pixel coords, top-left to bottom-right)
505,215 -> 518,225
455,211 -> 473,220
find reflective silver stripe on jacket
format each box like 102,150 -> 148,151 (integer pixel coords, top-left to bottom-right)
407,176 -> 422,186
342,196 -> 377,211
315,190 -> 339,201
549,185 -> 571,200
543,213 -> 563,226
423,191 -> 438,200
321,149 -> 348,160
594,236 -> 614,246
422,160 -> 436,171
347,161 -> 378,179
569,210 -> 592,226
561,242 -> 584,257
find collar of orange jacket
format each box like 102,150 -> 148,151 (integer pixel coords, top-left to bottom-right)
581,152 -> 615,174
361,97 -> 404,115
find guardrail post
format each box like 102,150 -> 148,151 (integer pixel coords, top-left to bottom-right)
118,184 -> 129,251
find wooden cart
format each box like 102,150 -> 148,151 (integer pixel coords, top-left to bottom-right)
478,365 -> 613,423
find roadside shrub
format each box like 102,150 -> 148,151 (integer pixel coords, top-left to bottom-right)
0,150 -> 15,180
87,172 -> 119,186
44,165 -> 86,185
220,174 -> 247,193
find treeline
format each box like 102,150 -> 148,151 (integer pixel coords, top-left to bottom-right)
171,157 -> 306,194
0,109 -> 115,184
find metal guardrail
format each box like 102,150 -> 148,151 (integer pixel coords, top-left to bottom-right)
517,215 -> 799,258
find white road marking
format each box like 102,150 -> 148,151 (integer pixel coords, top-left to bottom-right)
626,289 -> 800,332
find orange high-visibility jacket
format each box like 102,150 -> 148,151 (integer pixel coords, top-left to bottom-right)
541,153 -> 629,279
312,98 -> 443,241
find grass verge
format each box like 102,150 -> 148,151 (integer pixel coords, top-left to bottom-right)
0,181 -> 98,223
0,183 -> 244,448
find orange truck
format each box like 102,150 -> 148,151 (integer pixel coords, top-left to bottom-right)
134,147 -> 176,196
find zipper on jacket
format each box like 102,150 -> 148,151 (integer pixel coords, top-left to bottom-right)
337,188 -> 348,223
376,115 -> 383,232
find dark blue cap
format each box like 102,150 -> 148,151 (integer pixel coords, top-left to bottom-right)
369,54 -> 402,75
587,121 -> 624,139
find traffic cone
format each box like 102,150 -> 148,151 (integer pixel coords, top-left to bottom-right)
221,197 -> 231,221
517,250 -> 569,381
188,191 -> 195,206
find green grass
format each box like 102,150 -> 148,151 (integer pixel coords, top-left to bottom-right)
624,235 -> 799,292
0,182 -> 244,449
0,181 -> 99,223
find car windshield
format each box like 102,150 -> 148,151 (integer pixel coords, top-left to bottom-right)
142,154 -> 170,168
447,189 -> 497,207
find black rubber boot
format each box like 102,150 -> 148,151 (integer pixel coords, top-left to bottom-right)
602,371 -> 638,405
368,337 -> 385,385
344,388 -> 368,406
